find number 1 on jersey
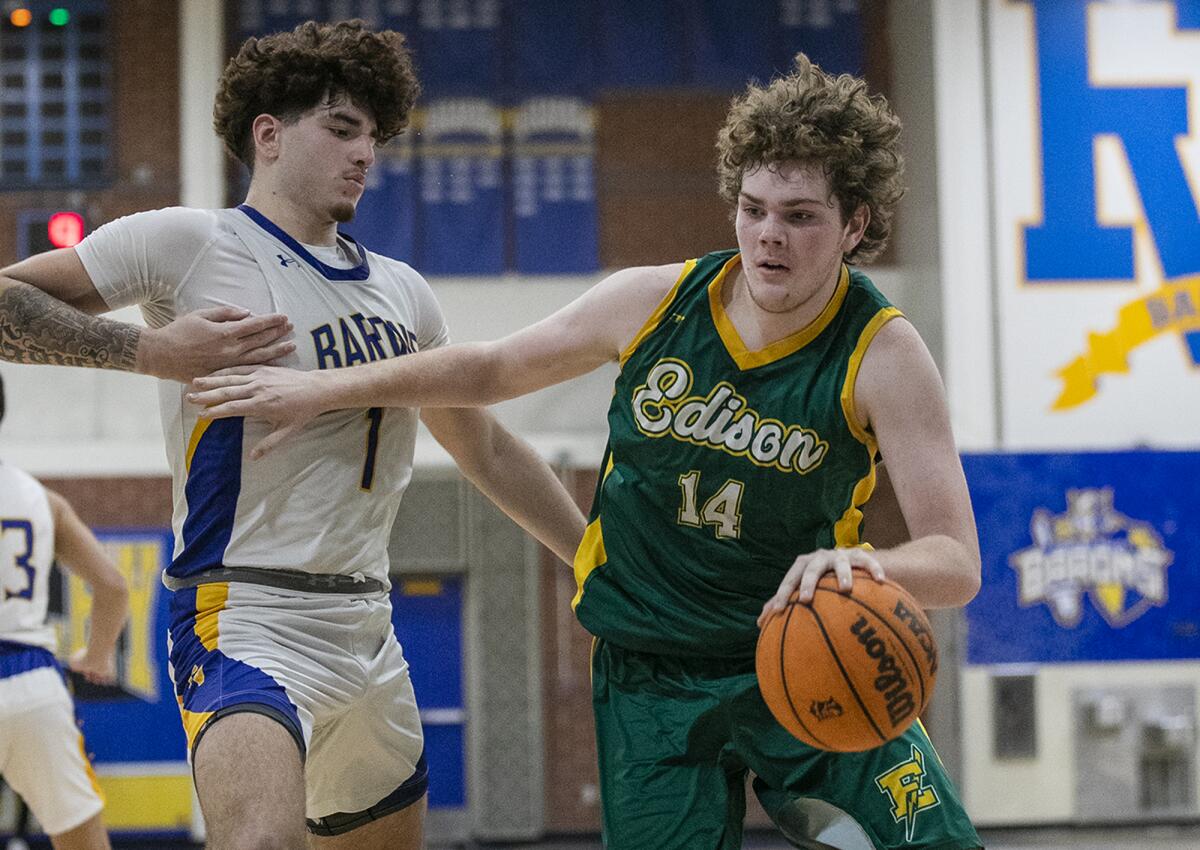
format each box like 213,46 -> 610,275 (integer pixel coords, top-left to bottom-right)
677,471 -> 744,539
361,407 -> 384,491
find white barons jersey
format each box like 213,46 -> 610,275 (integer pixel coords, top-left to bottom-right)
0,464 -> 56,651
77,206 -> 449,586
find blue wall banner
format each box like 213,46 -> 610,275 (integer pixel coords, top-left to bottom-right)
416,98 -> 506,275
411,0 -> 502,99
346,142 -> 418,264
508,0 -> 594,97
962,452 -> 1197,665
511,98 -> 599,275
773,0 -> 865,79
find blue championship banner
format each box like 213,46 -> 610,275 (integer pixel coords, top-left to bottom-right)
345,137 -> 418,264
512,97 -> 599,275
416,98 -> 506,275
962,452 -> 1198,665
410,0 -> 502,99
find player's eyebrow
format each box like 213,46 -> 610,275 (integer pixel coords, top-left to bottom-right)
326,109 -> 364,127
740,192 -> 828,208
324,107 -> 379,140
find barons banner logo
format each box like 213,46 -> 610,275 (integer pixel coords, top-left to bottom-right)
1009,488 -> 1172,628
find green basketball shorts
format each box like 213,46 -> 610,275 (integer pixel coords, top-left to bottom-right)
591,639 -> 983,850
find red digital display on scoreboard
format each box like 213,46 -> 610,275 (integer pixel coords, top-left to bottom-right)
46,211 -> 85,248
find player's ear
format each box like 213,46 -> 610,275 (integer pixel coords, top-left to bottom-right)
251,114 -> 283,165
840,204 -> 869,254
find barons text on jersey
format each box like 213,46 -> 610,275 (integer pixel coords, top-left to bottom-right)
311,312 -> 420,370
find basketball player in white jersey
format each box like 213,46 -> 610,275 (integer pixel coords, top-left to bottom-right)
0,20 -> 585,850
0,375 -> 129,850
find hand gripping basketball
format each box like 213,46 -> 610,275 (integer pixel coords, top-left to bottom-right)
756,567 -> 939,752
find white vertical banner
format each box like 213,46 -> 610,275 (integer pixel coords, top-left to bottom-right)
933,0 -> 997,450
988,0 -> 1200,449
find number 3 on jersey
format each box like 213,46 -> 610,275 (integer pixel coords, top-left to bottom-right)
1,519 -> 35,601
677,471 -> 744,539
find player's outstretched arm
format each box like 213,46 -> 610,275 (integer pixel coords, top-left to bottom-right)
189,263 -> 686,458
46,491 -> 129,684
758,317 -> 981,625
0,248 -> 295,382
421,407 -> 587,565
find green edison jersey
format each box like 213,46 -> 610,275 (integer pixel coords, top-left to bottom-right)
573,250 -> 902,659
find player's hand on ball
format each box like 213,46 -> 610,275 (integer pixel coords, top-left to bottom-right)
757,547 -> 886,628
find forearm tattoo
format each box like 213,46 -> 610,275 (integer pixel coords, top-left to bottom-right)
0,283 -> 140,371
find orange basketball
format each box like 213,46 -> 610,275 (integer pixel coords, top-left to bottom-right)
756,568 -> 938,752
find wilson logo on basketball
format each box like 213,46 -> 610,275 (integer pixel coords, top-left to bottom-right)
892,599 -> 938,675
849,616 -> 916,727
809,697 -> 844,721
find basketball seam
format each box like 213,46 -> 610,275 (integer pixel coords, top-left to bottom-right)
778,603 -> 833,750
825,588 -> 931,705
809,604 -> 887,746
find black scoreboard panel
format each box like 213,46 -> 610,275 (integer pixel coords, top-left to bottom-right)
16,208 -> 85,258
0,1 -> 110,188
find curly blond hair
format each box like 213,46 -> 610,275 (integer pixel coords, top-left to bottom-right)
214,20 -> 420,168
716,54 -> 904,263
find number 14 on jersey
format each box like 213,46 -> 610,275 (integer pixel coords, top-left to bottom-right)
677,471 -> 744,540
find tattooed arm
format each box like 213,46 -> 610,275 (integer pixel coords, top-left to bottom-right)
0,276 -> 141,371
0,247 -> 294,382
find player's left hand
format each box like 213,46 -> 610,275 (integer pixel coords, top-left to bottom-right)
757,547 -> 886,628
187,365 -> 330,459
68,647 -> 117,685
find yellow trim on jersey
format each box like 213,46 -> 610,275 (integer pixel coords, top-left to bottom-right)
914,718 -> 948,768
571,454 -> 615,610
193,582 -> 229,651
618,259 -> 697,367
178,705 -> 214,749
77,731 -> 105,801
571,518 -> 607,611
833,466 -> 877,547
178,703 -> 216,752
185,418 -> 213,472
710,262 -> 850,370
841,306 -> 903,445
833,306 -> 903,546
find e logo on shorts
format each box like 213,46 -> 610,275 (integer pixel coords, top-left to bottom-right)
874,743 -> 940,841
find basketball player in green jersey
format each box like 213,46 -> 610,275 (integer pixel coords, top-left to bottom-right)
190,54 -> 984,850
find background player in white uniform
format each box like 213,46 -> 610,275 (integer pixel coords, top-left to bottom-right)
0,375 -> 129,850
0,20 -> 585,850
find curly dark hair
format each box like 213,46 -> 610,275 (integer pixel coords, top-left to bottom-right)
214,19 -> 420,168
716,54 -> 905,264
